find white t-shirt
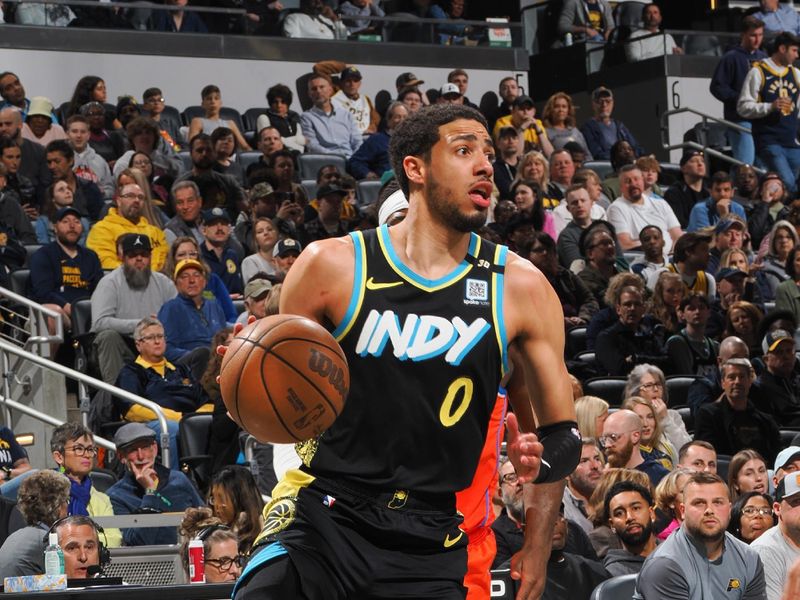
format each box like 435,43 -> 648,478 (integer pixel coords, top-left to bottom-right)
606,194 -> 681,254
552,202 -> 606,238
752,524 -> 800,600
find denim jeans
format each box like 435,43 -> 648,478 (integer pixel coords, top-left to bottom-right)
728,121 -> 755,166
759,143 -> 800,195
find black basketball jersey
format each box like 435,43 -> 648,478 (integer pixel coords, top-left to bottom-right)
298,225 -> 509,495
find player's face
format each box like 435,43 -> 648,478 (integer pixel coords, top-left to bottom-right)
681,482 -> 731,542
421,119 -> 494,232
60,524 -> 100,579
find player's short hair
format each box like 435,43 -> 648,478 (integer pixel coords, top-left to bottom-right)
389,104 -> 488,197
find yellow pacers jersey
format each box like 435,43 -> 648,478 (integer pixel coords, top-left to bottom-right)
300,225 -> 509,495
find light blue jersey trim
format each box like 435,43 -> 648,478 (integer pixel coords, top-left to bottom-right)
495,245 -> 509,375
232,541 -> 288,598
378,224 -> 478,290
332,231 -> 366,340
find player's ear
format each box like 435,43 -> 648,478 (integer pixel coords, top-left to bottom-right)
403,155 -> 425,188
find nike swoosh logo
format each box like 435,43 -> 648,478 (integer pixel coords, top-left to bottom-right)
365,277 -> 404,291
443,531 -> 464,548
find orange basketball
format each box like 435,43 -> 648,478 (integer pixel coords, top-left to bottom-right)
219,314 -> 349,444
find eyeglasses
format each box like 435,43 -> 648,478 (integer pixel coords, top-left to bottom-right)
742,506 -> 773,517
145,97 -> 165,104
120,193 -> 146,201
65,444 -> 98,457
139,333 -> 165,342
205,555 -> 244,571
598,432 -> 631,447
639,382 -> 663,392
500,473 -> 519,485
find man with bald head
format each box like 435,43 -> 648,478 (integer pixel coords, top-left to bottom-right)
599,410 -> 669,487
687,336 -> 754,415
0,106 -> 50,203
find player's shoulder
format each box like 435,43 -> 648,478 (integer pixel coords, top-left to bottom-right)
290,235 -> 356,281
503,249 -> 550,295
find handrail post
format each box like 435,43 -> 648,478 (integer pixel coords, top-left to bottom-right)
1,350 -> 12,425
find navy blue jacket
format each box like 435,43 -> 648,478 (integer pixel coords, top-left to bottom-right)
114,360 -> 209,418
107,463 -> 204,546
710,45 -> 768,122
347,131 -> 391,180
579,118 -> 644,161
28,242 -> 102,307
157,294 -> 227,363
201,244 -> 243,296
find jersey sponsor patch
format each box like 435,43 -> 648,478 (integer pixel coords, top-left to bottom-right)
465,278 -> 488,302
354,309 -> 491,365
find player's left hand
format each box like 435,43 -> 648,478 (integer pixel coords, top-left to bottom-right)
510,540 -> 548,600
505,412 -> 544,484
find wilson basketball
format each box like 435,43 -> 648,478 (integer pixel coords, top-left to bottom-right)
219,314 -> 349,444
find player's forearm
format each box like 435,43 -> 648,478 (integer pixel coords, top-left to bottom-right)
522,481 -> 563,553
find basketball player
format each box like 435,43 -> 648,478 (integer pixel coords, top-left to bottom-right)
233,104 -> 580,600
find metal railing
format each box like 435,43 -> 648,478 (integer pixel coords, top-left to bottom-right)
0,284 -> 63,353
0,337 -> 172,467
660,106 -> 767,174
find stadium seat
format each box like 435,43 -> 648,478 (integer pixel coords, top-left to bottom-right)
71,299 -> 95,375
575,350 -> 596,365
583,161 -> 613,179
764,302 -> 776,313
243,107 -> 268,133
781,429 -> 800,450
179,412 -> 213,492
716,454 -> 731,481
665,375 -> 701,409
8,269 -> 29,296
590,573 -> 637,600
566,326 -> 587,358
356,180 -> 383,207
676,406 -> 693,434
88,468 -> 118,493
23,244 -> 42,267
584,377 -> 627,407
299,154 -> 347,181
301,179 -> 318,200
623,251 -> 643,265
238,151 -> 263,173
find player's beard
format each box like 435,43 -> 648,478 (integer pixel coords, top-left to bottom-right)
424,174 -> 487,233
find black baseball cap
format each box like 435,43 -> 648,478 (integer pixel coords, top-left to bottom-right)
202,207 -> 231,225
680,149 -> 704,167
317,183 -> 348,199
55,206 -> 82,222
513,95 -> 534,109
120,233 -> 152,255
341,66 -> 362,81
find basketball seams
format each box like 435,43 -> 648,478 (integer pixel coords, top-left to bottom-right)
258,343 -> 302,442
268,347 -> 342,419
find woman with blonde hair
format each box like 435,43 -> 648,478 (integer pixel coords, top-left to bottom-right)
654,468 -> 693,540
541,92 -> 593,158
623,364 -> 692,456
575,395 -> 609,439
587,468 -> 652,558
647,271 -> 683,335
622,395 -> 675,469
513,151 -> 559,209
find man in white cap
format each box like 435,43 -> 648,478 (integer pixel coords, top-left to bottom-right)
752,472 -> 800,600
437,83 -> 463,105
774,447 -> 800,489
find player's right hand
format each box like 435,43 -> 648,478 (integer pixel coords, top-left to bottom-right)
216,317 -> 257,358
505,412 -> 544,484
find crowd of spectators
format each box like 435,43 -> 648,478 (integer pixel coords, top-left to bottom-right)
5,2 -> 800,596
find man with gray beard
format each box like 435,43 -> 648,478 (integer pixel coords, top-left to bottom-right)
90,234 -> 176,383
491,457 -> 526,568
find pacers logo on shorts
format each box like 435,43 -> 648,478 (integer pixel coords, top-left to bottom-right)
254,497 -> 297,546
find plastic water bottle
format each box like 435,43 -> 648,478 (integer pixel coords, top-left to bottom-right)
565,33 -> 573,46
188,538 -> 205,583
44,532 -> 65,576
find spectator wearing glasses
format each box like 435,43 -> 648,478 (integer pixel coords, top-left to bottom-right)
180,507 -> 243,583
50,422 -> 122,547
115,317 -> 213,467
141,88 -> 181,152
729,491 -> 777,544
599,409 -> 669,488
